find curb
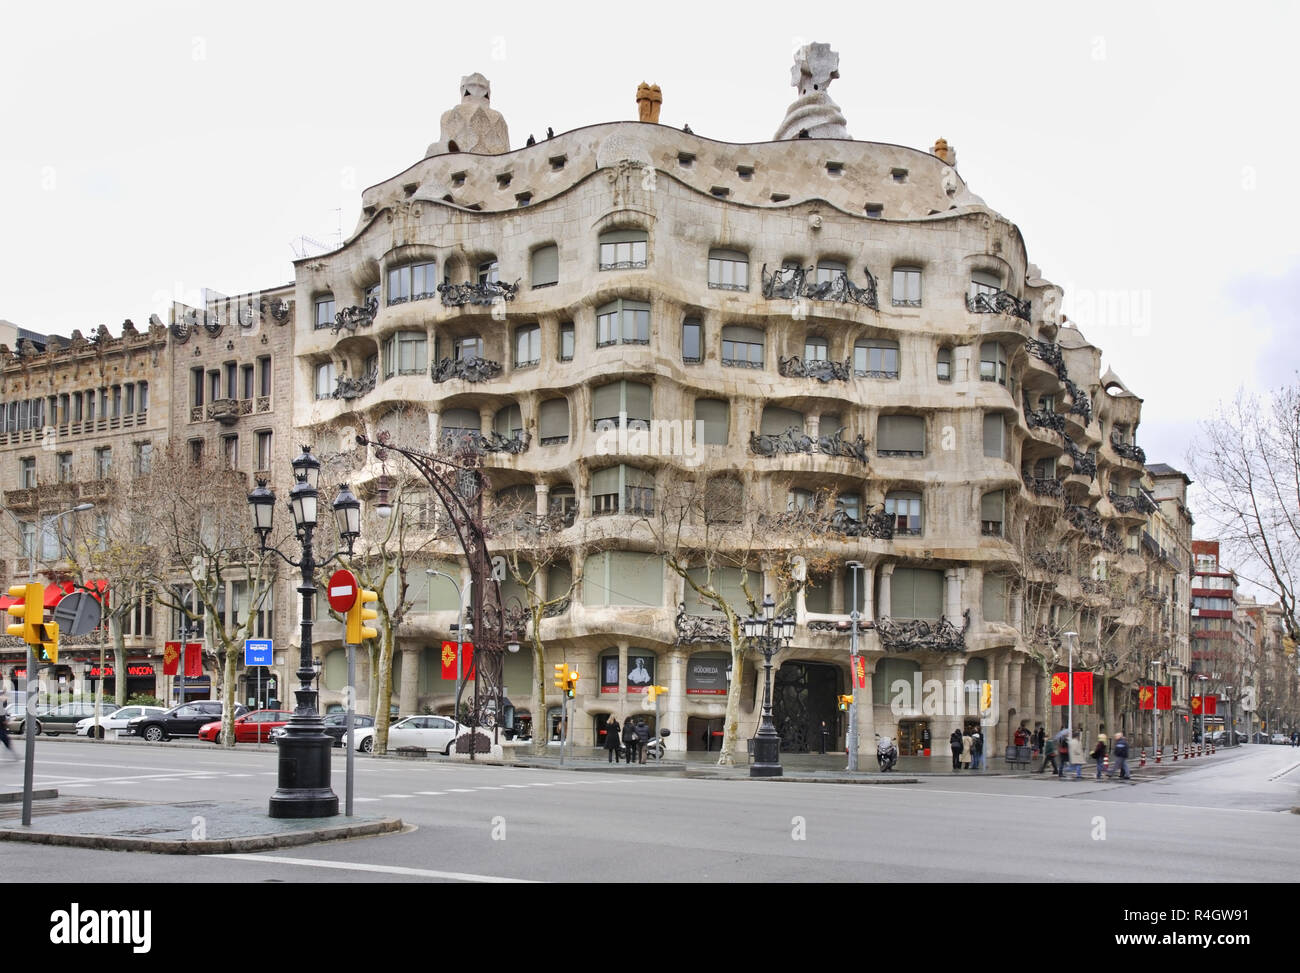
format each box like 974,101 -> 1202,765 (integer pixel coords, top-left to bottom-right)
0,816 -> 404,855
0,789 -> 58,804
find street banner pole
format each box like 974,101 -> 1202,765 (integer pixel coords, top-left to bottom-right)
345,642 -> 355,817
22,645 -> 36,827
847,561 -> 861,773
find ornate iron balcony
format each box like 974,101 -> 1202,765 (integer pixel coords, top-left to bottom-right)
1080,578 -> 1110,595
965,289 -> 1031,321
778,355 -> 850,382
332,370 -> 377,401
1025,408 -> 1066,435
760,264 -> 878,309
1026,339 -> 1067,379
1109,433 -> 1147,464
1064,379 -> 1092,425
332,297 -> 378,335
431,356 -> 503,384
1024,475 -> 1064,499
1108,490 -> 1145,515
876,610 -> 970,652
438,278 -> 520,308
479,431 -> 530,455
749,425 -> 870,464
830,505 -> 893,539
674,605 -> 730,645
1064,437 -> 1097,478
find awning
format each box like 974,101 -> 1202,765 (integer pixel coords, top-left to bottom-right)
0,596 -> 14,612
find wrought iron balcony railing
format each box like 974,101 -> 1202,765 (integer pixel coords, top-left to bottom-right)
1025,408 -> 1066,435
1064,437 -> 1097,478
438,279 -> 520,308
760,264 -> 878,309
778,356 -> 850,382
749,425 -> 870,464
331,297 -> 379,335
332,370 -> 377,401
674,606 -> 730,645
1109,433 -> 1147,464
1064,378 -> 1092,425
965,289 -> 1031,321
1025,338 -> 1067,378
1024,475 -> 1064,499
431,356 -> 503,384
876,610 -> 970,652
1065,503 -> 1103,540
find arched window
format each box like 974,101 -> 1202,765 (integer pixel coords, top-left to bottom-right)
598,229 -> 648,270
936,347 -> 952,382
493,404 -> 523,441
707,248 -> 749,291
695,398 -> 729,445
970,269 -> 1001,298
531,245 -> 559,288
722,325 -> 764,368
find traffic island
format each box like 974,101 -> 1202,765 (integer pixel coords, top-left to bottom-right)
0,798 -> 402,854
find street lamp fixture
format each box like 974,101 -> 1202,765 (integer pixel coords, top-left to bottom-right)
745,592 -> 797,778
246,445 -> 364,818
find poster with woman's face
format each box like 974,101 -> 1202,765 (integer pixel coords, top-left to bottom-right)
626,654 -> 654,692
601,655 -> 619,694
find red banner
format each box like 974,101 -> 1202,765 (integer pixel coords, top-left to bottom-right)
1050,672 -> 1069,705
1156,685 -> 1173,711
440,640 -> 475,681
1073,671 -> 1094,706
852,656 -> 866,690
183,642 -> 203,678
1204,695 -> 1218,715
1138,685 -> 1155,710
1190,695 -> 1202,715
163,641 -> 180,676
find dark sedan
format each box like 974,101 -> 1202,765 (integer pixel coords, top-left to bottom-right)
130,701 -> 249,742
270,712 -> 375,747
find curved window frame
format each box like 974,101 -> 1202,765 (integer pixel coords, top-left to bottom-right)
721,325 -> 765,369
596,299 -> 651,348
892,266 -> 922,307
854,338 -> 900,380
707,248 -> 749,292
598,229 -> 648,271
979,341 -> 1008,386
387,261 -> 437,306
885,490 -> 923,536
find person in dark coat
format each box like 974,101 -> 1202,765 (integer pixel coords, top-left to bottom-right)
949,728 -> 963,771
621,716 -> 638,762
634,718 -> 651,764
604,714 -> 622,763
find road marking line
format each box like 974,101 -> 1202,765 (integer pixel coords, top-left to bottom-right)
1267,763 -> 1300,781
352,798 -> 379,802
210,853 -> 533,883
502,785 -> 530,788
447,788 -> 475,793
475,786 -> 504,790
415,791 -> 446,796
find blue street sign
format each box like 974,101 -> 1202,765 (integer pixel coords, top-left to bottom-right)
244,638 -> 273,666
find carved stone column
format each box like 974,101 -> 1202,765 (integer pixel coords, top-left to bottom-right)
878,563 -> 895,618
534,482 -> 550,517
831,569 -> 845,615
945,567 -> 965,626
398,643 -> 421,717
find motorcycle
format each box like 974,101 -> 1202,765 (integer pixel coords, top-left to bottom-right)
876,734 -> 898,772
645,727 -> 671,761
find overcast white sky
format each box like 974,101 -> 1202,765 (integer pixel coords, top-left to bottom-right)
2,0 -> 1297,506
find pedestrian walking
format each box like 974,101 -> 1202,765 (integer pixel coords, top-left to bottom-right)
1013,723 -> 1029,747
949,728 -> 963,771
961,728 -> 972,770
1090,735 -> 1108,779
634,718 -> 651,764
1055,726 -> 1070,778
0,687 -> 13,759
621,715 -> 637,762
1036,726 -> 1057,774
1068,729 -> 1084,778
970,729 -> 984,770
1107,731 -> 1131,780
604,714 -> 622,763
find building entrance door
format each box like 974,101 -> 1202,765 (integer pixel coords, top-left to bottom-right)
897,719 -> 932,756
687,716 -> 724,751
772,661 -> 840,753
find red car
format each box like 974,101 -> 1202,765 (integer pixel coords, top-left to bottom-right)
198,709 -> 294,744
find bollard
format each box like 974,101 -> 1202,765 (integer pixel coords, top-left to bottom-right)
1155,746 -> 1162,764
1172,745 -> 1178,762
1140,747 -> 1147,767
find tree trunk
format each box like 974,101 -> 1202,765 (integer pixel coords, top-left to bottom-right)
530,636 -> 547,757
111,616 -> 128,707
221,647 -> 238,747
373,629 -> 394,753
717,640 -> 745,767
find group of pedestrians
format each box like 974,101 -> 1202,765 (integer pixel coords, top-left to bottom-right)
603,714 -> 651,764
948,726 -> 985,770
1035,723 -> 1131,780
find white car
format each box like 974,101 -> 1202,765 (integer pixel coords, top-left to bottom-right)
75,705 -> 167,739
348,715 -> 468,755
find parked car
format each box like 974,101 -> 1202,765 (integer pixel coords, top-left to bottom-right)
349,715 -> 468,755
197,709 -> 294,744
76,705 -> 167,738
130,701 -> 248,742
1272,732 -> 1288,745
270,712 -> 375,747
12,700 -> 117,736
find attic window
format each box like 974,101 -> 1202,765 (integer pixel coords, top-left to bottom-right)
515,191 -> 533,207
549,154 -> 567,171
736,165 -> 754,181
678,152 -> 695,167
890,168 -> 909,183
403,182 -> 418,197
710,186 -> 731,198
770,192 -> 790,203
826,161 -> 844,176
497,172 -> 512,189
363,206 -> 376,219
442,194 -> 455,203
451,171 -> 466,187
465,202 -> 483,212
865,203 -> 884,218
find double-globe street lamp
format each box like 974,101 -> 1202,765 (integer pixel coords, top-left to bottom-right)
743,594 -> 797,778
247,446 -> 361,818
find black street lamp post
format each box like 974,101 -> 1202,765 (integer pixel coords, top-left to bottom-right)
247,446 -> 361,818
744,594 -> 796,778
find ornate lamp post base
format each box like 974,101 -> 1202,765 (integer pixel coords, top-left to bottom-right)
268,716 -> 338,818
749,731 -> 784,777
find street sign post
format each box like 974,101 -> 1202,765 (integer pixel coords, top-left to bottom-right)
244,639 -> 273,667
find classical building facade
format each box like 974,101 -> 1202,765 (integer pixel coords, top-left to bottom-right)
291,48 -> 1192,761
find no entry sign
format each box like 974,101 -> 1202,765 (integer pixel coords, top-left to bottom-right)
328,569 -> 359,613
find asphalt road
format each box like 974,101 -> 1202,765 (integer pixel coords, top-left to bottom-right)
3,738 -> 1297,883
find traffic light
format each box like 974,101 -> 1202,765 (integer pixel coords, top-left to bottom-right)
647,685 -> 668,703
35,620 -> 59,664
5,583 -> 42,644
837,694 -> 853,712
566,669 -> 580,698
980,681 -> 993,713
553,662 -> 570,690
346,588 -> 379,644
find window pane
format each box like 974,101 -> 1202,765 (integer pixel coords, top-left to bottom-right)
695,399 -> 729,445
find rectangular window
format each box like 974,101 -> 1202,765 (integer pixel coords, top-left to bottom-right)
980,491 -> 1005,536
682,318 -> 702,364
539,398 -> 570,445
224,362 -> 237,399
388,264 -> 412,305
478,261 -> 499,284
599,230 -> 648,270
891,268 -> 922,306
531,246 -> 559,288
314,297 -> 336,329
983,413 -> 1006,459
854,339 -> 899,379
314,362 -> 336,400
721,326 -> 764,368
241,364 -> 254,400
454,336 -> 484,361
877,415 -> 925,457
514,326 -> 541,368
208,371 -> 221,404
258,356 -> 272,397
889,568 -> 944,620
885,493 -> 922,535
979,342 -> 1007,385
138,381 -> 149,413
123,385 -> 135,415
133,441 -> 152,475
695,398 -> 729,445
383,332 -> 428,377
805,337 -> 829,361
707,249 -> 749,291
189,439 -> 204,466
94,447 -> 111,479
256,431 -> 272,471
582,550 -> 664,607
596,300 -> 650,347
559,323 -> 575,362
57,452 -> 73,483
19,456 -> 36,488
223,435 -> 239,470
982,573 -> 1007,622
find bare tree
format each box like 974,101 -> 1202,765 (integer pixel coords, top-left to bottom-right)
1191,382 -> 1300,641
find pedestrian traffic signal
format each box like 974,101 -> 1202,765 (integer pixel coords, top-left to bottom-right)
566,670 -> 580,698
837,694 -> 853,712
35,620 -> 59,664
5,583 -> 43,644
346,588 -> 379,644
553,662 -> 570,690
